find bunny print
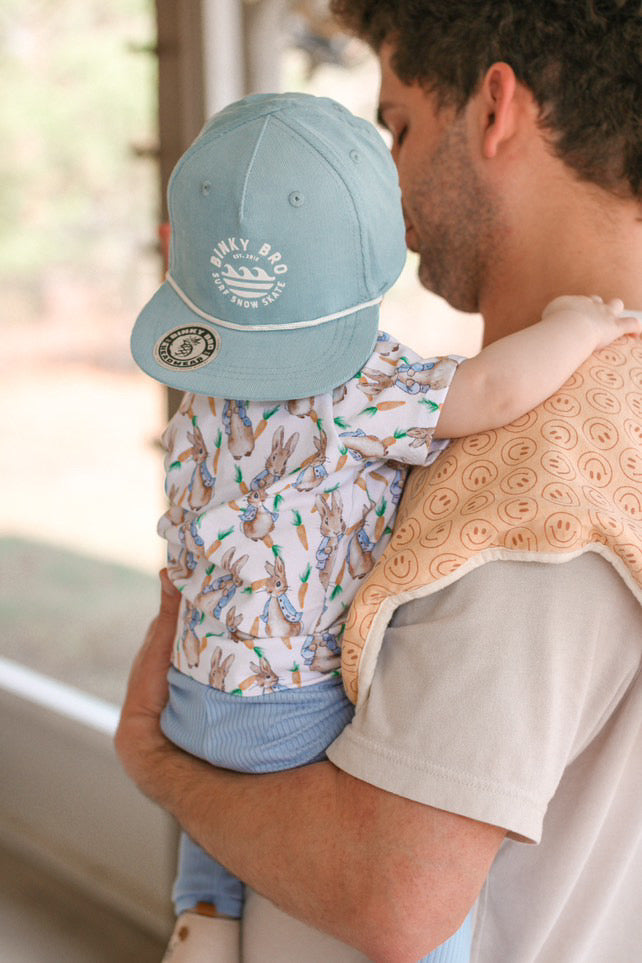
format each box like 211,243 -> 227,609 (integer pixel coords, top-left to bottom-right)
301,631 -> 341,673
339,429 -> 389,462
315,491 -> 346,591
181,600 -> 205,669
247,656 -> 282,695
240,487 -> 279,541
199,547 -> 249,620
250,426 -> 299,490
223,400 -> 255,460
294,428 -> 328,492
346,502 -> 375,580
225,607 -> 255,649
359,356 -> 458,397
209,646 -> 235,691
186,423 -> 216,509
261,557 -> 303,639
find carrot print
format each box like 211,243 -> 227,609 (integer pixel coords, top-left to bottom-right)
212,428 -> 223,473
255,405 -> 280,440
169,445 -> 193,470
234,465 -> 249,495
290,662 -> 302,687
360,401 -> 406,416
292,510 -> 309,550
375,498 -> 387,540
206,527 -> 235,557
298,563 -> 311,609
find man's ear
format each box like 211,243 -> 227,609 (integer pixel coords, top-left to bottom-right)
480,62 -> 518,159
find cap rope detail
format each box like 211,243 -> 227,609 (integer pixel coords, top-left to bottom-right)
166,273 -> 383,332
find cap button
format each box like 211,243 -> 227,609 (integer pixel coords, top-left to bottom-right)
349,150 -> 360,163
289,191 -> 305,207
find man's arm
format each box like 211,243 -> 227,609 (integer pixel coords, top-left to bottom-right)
115,572 -> 504,962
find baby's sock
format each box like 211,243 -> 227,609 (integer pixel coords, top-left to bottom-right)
162,904 -> 241,963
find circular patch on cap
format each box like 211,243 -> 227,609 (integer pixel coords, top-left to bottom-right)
154,325 -> 220,370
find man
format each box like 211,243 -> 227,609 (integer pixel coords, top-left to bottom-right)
116,2 -> 642,959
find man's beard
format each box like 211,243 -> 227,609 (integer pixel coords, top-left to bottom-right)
408,119 -> 504,314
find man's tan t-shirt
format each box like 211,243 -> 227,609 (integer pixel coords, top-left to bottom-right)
327,554 -> 642,962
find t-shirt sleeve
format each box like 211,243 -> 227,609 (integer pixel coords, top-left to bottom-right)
327,554 -> 641,844
333,336 -> 463,467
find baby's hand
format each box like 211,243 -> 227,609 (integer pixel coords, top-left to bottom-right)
542,295 -> 642,350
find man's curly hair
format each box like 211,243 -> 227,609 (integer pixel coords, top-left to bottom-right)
330,0 -> 642,200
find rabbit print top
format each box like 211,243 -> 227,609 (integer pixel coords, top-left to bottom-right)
159,332 -> 461,695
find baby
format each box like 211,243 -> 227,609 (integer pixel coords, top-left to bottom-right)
130,93 -> 638,963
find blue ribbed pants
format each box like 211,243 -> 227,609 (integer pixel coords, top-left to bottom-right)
161,667 -> 473,962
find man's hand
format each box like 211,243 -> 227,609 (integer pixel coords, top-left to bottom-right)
114,569 -> 180,802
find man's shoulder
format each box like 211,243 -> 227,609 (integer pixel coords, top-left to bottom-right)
340,337 -> 642,705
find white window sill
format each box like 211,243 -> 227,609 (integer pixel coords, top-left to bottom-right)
0,657 -> 176,939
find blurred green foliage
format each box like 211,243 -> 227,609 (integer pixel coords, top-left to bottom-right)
0,0 -> 157,291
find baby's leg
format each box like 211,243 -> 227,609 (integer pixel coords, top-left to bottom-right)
160,670 -> 354,961
163,910 -> 239,963
162,832 -> 242,962
242,889 -> 475,962
173,831 -> 245,919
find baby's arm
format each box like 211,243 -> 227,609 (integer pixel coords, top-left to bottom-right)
435,296 -> 641,439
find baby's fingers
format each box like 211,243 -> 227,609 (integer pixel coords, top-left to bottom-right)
595,301 -> 642,348
615,313 -> 642,338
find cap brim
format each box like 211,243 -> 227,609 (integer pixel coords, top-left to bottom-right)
131,279 -> 379,401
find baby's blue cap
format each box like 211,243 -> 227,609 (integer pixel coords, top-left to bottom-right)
131,92 -> 407,401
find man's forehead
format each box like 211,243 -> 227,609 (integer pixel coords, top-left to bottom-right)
377,64 -> 428,123
377,46 -> 458,129
377,48 -> 406,118
377,42 -> 427,103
